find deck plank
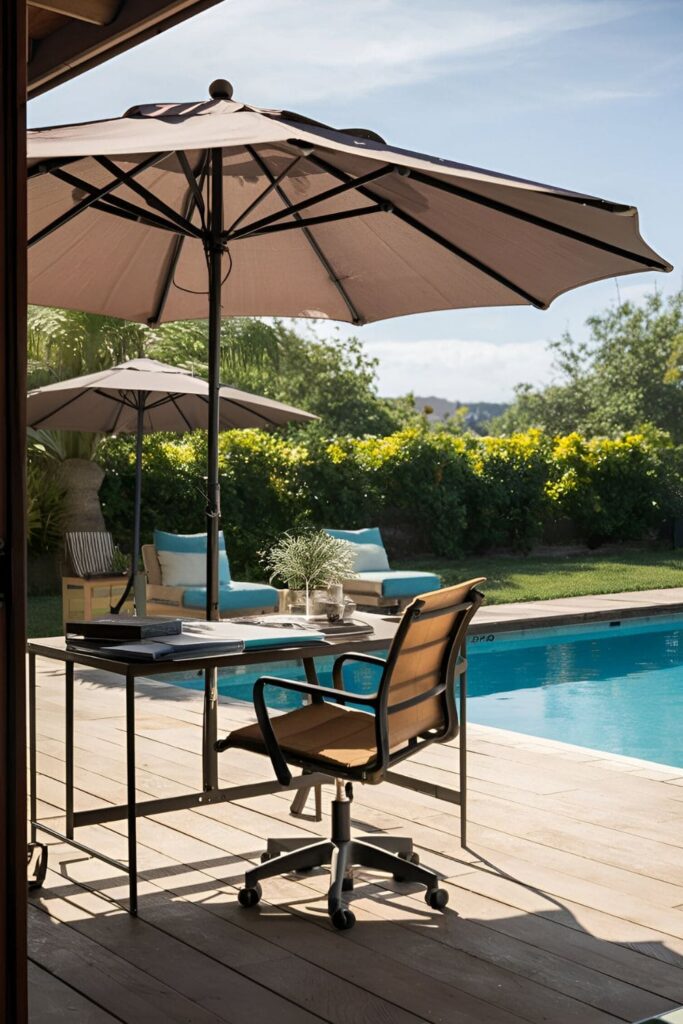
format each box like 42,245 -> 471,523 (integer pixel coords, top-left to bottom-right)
28,656 -> 683,1024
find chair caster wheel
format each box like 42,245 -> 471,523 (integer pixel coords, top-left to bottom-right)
426,888 -> 448,911
331,908 -> 356,930
393,850 -> 420,881
260,851 -> 273,863
238,883 -> 262,908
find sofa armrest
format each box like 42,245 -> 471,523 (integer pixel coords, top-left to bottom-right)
146,583 -> 186,608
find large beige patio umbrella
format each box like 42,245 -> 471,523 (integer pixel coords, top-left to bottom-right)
27,356 -> 317,611
26,79 -> 672,622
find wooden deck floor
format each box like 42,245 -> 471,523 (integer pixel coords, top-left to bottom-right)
28,655 -> 683,1024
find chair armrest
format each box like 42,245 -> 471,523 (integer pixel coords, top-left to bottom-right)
332,652 -> 385,692
255,675 -> 379,707
218,675 -> 379,786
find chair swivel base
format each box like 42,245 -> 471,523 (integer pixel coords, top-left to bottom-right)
237,787 -> 449,930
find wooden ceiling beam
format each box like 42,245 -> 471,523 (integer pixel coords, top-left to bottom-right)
28,0 -> 223,96
28,0 -> 120,27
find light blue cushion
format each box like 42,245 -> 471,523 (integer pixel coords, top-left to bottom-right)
347,541 -> 390,572
154,529 -> 230,585
356,570 -> 441,599
325,527 -> 384,548
182,581 -> 278,613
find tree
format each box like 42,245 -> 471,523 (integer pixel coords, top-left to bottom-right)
147,316 -> 282,382
158,318 -> 416,437
493,290 -> 683,441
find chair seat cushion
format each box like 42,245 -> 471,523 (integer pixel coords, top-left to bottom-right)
347,570 -> 441,599
228,702 -> 378,769
182,581 -> 278,612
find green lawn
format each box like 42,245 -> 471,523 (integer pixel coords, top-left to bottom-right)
27,594 -> 63,639
26,547 -> 683,637
395,547 -> 683,605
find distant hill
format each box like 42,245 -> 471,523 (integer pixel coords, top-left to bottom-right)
412,396 -> 508,433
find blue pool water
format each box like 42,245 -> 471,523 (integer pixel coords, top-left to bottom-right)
161,615 -> 683,768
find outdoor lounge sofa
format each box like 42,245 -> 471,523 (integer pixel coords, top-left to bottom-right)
143,530 -> 279,619
325,527 -> 441,611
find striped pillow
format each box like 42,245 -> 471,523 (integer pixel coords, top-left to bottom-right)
65,532 -> 115,578
154,530 -> 231,587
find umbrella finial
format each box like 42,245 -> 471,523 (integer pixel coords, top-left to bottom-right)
209,79 -> 234,101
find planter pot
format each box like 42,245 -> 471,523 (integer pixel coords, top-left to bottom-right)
59,458 -> 106,533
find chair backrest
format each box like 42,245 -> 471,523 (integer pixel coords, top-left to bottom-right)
64,531 -> 115,579
379,579 -> 485,750
141,544 -> 162,585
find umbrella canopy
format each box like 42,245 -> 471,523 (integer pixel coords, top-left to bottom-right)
26,357 -> 317,432
26,80 -> 671,627
27,356 -> 316,612
27,82 -> 670,327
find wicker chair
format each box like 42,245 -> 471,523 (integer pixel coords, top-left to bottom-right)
216,578 -> 485,929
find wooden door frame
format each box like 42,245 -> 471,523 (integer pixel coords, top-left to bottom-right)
1,2 -> 28,1021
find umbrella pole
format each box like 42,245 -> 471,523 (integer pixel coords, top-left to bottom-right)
206,146 -> 223,625
111,397 -> 145,614
202,145 -> 223,790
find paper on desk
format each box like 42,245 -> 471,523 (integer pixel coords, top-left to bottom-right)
181,619 -> 327,649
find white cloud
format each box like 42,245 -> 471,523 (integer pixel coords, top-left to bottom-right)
363,337 -> 555,401
29,0 -> 647,124
159,0 -> 645,102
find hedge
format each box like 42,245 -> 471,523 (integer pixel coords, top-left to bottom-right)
96,427 -> 682,576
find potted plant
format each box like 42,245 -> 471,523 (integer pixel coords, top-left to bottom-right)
264,530 -> 356,618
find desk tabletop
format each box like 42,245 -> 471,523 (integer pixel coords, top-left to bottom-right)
27,613 -> 399,677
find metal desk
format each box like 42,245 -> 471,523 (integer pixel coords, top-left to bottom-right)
27,615 -> 467,914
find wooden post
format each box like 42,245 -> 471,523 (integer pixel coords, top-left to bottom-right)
0,1 -> 28,1021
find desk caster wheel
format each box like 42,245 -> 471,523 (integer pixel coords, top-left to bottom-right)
238,883 -> 262,908
426,888 -> 448,911
331,908 -> 355,930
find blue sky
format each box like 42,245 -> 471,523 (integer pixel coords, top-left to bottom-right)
29,0 -> 683,402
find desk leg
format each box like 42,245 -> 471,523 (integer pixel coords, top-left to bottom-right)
126,668 -> 138,916
65,660 -> 74,840
289,657 -> 322,820
29,653 -> 37,844
203,666 -> 218,791
459,664 -> 467,849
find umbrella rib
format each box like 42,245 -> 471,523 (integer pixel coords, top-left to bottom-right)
94,156 -> 204,239
29,389 -> 89,427
89,196 -> 192,237
29,153 -> 165,248
225,152 -> 303,236
196,391 -> 282,429
247,146 -> 364,325
108,399 -> 126,434
406,167 -> 671,272
169,394 -> 194,432
309,153 -> 547,310
28,156 -> 83,179
236,204 -> 386,240
51,167 -> 194,238
177,151 -> 207,227
149,154 -> 209,326
227,164 -> 392,241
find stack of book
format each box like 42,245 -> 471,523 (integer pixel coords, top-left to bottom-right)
65,616 -> 245,661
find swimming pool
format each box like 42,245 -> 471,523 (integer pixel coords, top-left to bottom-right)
161,614 -> 683,768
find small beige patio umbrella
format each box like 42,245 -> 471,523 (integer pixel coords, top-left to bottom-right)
27,356 -> 316,610
27,79 -> 672,622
